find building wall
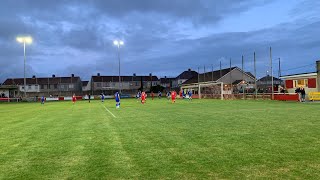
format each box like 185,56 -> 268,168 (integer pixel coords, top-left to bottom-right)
284,76 -> 318,98
18,82 -> 82,96
82,83 -> 91,92
0,89 -> 9,97
93,81 -> 159,91
172,79 -> 187,88
19,85 -> 40,92
317,61 -> 320,92
218,69 -> 255,84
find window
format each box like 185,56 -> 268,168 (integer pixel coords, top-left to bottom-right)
54,84 -> 58,89
97,83 -> 101,87
50,84 -> 54,89
69,84 -> 74,89
135,82 -> 139,86
41,85 -> 44,89
28,85 -> 32,90
294,79 -> 308,87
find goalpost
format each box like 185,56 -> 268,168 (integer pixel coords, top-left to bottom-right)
181,81 -> 224,100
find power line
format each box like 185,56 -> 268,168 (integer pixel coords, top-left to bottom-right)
281,63 -> 314,72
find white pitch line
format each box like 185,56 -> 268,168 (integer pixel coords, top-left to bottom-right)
101,104 -> 116,118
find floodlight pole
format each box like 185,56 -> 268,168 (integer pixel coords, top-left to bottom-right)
114,40 -> 124,94
23,41 -> 26,97
17,36 -> 32,97
198,67 -> 201,99
117,44 -> 121,94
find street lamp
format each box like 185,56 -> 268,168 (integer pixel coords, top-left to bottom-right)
16,36 -> 32,97
113,40 -> 124,93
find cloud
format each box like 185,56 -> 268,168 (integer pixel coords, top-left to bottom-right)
0,0 -> 320,83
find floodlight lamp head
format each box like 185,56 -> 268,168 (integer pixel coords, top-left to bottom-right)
16,36 -> 33,44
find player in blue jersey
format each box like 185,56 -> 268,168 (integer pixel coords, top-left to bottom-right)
136,91 -> 141,102
188,90 -> 193,100
182,90 -> 186,99
115,91 -> 120,108
101,93 -> 105,102
166,91 -> 170,100
41,96 -> 45,104
158,91 -> 162,99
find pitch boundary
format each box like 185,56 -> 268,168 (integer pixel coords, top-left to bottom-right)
101,104 -> 116,118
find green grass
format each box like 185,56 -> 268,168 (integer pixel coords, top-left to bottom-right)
0,98 -> 320,179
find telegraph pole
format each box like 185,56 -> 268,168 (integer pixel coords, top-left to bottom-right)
254,52 -> 257,98
242,55 -> 245,99
220,61 -> 222,79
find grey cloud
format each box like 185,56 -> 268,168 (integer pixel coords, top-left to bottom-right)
1,0 -> 320,83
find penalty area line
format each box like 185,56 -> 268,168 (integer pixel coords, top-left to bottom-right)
101,104 -> 116,118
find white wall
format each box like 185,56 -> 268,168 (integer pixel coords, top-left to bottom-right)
172,79 -> 187,88
218,68 -> 255,84
82,83 -> 91,92
0,90 -> 9,97
19,85 -> 40,92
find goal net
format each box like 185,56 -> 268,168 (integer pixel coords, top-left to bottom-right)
181,81 -> 224,100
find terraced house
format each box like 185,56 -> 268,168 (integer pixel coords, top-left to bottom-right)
91,73 -> 159,95
2,74 -> 82,97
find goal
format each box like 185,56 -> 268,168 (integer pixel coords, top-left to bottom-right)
181,81 -> 224,100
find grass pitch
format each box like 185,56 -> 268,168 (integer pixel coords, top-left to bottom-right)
0,98 -> 320,179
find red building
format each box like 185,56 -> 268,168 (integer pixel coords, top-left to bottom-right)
280,60 -> 320,100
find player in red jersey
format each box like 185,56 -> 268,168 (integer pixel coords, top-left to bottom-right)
141,91 -> 146,104
72,93 -> 77,104
151,91 -> 154,100
171,90 -> 177,103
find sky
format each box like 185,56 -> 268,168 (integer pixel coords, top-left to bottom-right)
0,0 -> 320,82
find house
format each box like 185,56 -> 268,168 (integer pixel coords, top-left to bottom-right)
180,67 -> 255,99
159,76 -> 175,89
281,72 -> 318,93
91,73 -> 159,95
280,60 -> 320,99
172,69 -> 198,88
183,67 -> 256,91
2,74 -> 82,97
256,75 -> 283,93
0,85 -> 18,98
82,81 -> 91,94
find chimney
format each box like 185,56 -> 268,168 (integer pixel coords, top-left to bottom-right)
165,76 -> 167,79
97,73 -> 100,77
317,60 -> 320,91
52,74 -> 55,78
133,73 -> 136,77
188,68 -> 191,72
71,74 -> 75,77
149,73 -> 152,76
32,75 -> 36,78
